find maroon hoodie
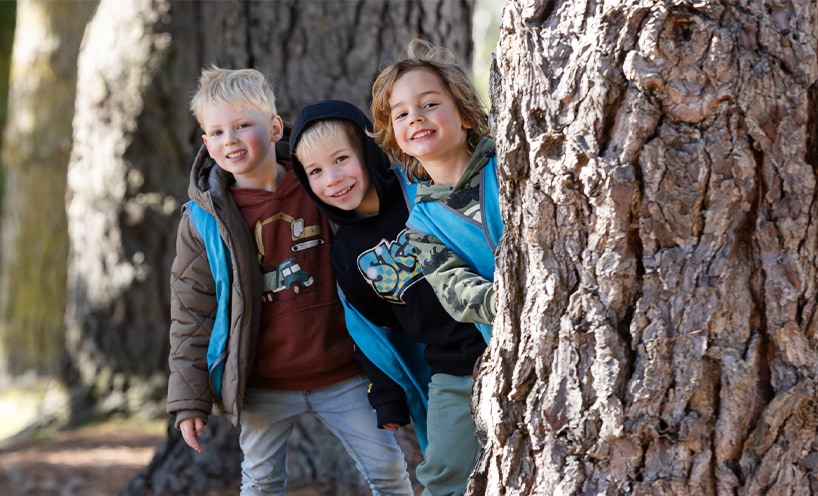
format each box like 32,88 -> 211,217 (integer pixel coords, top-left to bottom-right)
231,162 -> 360,391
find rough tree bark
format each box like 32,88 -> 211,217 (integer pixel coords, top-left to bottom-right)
472,0 -> 818,494
0,0 -> 95,382
61,0 -> 473,493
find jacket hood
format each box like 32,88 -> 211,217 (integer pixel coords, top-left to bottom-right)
414,136 -> 496,202
289,99 -> 398,228
188,144 -> 232,216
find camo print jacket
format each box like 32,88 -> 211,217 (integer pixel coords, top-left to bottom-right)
405,137 -> 500,325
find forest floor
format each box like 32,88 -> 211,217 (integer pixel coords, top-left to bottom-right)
0,418 -> 167,496
0,381 -> 400,495
0,417 -> 334,496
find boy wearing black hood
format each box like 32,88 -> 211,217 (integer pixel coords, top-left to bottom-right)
290,99 -> 487,496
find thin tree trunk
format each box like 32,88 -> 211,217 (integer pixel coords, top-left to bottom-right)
61,0 -> 473,493
0,0 -> 95,382
472,0 -> 818,494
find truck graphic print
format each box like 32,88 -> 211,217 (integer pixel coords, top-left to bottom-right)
357,229 -> 424,304
262,257 -> 315,302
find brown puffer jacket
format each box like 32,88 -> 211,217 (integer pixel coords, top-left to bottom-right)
166,145 -> 265,428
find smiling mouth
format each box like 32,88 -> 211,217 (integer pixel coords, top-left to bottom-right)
227,150 -> 247,159
411,130 -> 434,140
332,185 -> 353,197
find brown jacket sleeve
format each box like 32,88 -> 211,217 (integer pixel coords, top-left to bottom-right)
167,210 -> 217,426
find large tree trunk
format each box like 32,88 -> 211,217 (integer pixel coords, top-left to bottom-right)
0,0 -> 95,382
473,0 -> 818,494
62,0 -> 473,493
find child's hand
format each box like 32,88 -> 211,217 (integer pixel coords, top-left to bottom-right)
180,417 -> 206,452
383,423 -> 400,432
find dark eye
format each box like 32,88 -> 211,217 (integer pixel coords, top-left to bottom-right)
237,123 -> 250,129
308,167 -> 322,176
393,112 -> 407,121
210,130 -> 222,137
423,102 -> 439,110
335,155 -> 349,164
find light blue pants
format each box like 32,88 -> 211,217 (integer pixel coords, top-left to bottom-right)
416,374 -> 480,496
238,375 -> 413,495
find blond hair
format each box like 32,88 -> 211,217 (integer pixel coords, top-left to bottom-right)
294,119 -> 363,162
371,39 -> 489,182
190,65 -> 277,127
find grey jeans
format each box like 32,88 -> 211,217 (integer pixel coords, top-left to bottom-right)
238,375 -> 413,495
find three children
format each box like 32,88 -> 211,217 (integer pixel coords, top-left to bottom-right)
167,38 -> 500,496
166,66 -> 412,495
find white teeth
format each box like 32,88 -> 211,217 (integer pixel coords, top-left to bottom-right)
227,150 -> 246,159
412,130 -> 433,140
333,186 -> 353,197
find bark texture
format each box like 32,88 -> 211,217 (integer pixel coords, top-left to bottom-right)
0,0 -> 95,381
65,0 -> 178,422
61,0 -> 473,492
472,0 -> 818,494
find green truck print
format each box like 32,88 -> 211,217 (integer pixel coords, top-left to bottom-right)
262,257 -> 315,302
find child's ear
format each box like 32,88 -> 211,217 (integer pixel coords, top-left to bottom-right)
270,115 -> 284,142
202,134 -> 214,155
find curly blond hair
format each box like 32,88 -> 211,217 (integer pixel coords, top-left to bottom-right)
371,39 -> 489,182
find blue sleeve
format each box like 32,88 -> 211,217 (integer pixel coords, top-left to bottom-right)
338,285 -> 431,453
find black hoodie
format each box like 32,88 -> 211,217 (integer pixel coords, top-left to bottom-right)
290,100 -> 487,426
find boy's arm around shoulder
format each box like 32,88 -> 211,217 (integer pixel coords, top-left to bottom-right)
406,229 -> 496,325
354,346 -> 411,430
167,209 -> 217,428
336,281 -> 411,429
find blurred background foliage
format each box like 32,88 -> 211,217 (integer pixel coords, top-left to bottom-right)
0,2 -> 13,126
0,1 -> 15,194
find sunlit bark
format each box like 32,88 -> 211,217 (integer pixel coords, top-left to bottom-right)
472,1 -> 818,494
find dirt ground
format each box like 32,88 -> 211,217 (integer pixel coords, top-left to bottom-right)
0,418 -> 365,496
0,420 -> 166,496
0,381 -> 360,495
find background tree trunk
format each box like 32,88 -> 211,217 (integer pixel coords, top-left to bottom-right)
472,0 -> 818,494
61,0 -> 474,493
0,0 -> 95,382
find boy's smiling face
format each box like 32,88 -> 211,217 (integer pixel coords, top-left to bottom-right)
201,100 -> 283,188
388,68 -> 472,178
298,128 -> 379,217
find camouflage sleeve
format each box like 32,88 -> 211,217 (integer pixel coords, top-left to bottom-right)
406,229 -> 496,325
